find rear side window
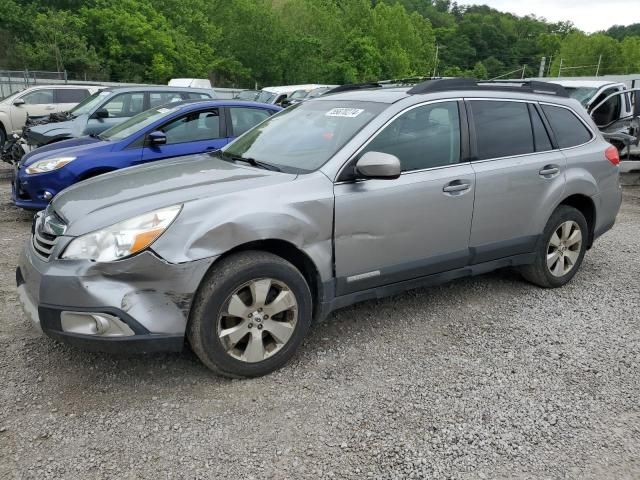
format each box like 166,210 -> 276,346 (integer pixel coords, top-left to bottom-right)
469,100 -> 534,160
55,88 -> 90,103
541,105 -> 593,148
149,91 -> 183,108
528,104 -> 553,152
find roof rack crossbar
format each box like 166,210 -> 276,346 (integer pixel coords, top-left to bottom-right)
407,78 -> 569,97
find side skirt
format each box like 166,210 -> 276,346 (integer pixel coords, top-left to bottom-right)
318,252 -> 535,319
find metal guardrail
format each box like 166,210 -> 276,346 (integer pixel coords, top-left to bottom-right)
0,70 -> 67,98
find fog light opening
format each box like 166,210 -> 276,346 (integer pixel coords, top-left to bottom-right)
60,311 -> 135,337
42,191 -> 53,200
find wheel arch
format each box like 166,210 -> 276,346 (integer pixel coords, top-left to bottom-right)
200,239 -> 325,321
77,167 -> 118,181
558,194 -> 596,248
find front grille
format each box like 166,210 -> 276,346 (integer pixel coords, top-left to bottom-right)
33,228 -> 58,259
31,210 -> 66,260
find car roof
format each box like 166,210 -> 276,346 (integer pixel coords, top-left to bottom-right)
155,99 -> 280,110
318,87 -> 411,104
100,85 -> 215,94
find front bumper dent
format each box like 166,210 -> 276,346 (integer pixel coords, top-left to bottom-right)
17,241 -> 217,354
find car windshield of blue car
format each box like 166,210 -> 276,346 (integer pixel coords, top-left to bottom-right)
221,100 -> 385,173
100,105 -> 181,141
69,90 -> 111,116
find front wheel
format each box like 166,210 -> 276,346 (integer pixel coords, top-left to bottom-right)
520,205 -> 588,288
188,251 -> 312,378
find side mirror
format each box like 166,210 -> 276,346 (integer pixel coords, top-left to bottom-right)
13,98 -> 25,107
93,108 -> 109,119
147,131 -> 167,146
355,151 -> 401,179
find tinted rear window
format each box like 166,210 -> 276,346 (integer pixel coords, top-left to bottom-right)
469,100 -> 534,160
55,88 -> 90,103
541,105 -> 593,148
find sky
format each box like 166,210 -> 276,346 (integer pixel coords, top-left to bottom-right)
455,0 -> 640,33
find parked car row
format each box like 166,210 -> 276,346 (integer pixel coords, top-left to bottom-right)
14,78 -> 627,378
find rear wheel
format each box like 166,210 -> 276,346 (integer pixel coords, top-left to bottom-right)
520,205 -> 588,288
188,251 -> 312,378
0,126 -> 6,148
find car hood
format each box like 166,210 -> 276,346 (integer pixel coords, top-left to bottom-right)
25,116 -> 86,145
51,153 -> 297,236
21,136 -> 106,166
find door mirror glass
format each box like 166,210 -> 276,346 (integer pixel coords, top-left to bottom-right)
147,131 -> 167,146
355,151 -> 401,179
93,108 -> 109,119
12,98 -> 25,107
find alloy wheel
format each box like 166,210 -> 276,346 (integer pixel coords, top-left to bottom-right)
217,278 -> 298,363
546,220 -> 582,277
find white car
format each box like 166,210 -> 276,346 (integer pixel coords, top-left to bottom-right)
0,85 -> 102,145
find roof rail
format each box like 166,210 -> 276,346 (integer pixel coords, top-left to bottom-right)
407,78 -> 569,97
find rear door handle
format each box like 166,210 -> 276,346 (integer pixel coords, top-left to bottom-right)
539,165 -> 560,177
443,181 -> 471,193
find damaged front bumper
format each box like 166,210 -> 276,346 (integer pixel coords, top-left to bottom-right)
16,237 -> 216,354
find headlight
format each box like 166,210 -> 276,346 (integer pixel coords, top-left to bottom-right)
25,156 -> 76,174
61,205 -> 182,262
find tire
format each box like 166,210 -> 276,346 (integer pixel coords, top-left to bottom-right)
0,126 -> 6,148
188,250 -> 313,378
520,205 -> 588,288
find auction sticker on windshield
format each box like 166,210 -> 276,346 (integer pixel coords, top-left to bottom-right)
325,108 -> 364,118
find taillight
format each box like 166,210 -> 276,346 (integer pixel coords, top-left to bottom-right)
605,145 -> 620,166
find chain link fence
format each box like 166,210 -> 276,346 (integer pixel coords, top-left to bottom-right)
0,70 -> 67,99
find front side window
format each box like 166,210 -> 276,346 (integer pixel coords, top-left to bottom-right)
361,101 -> 461,172
102,92 -> 145,118
469,100 -> 534,160
70,90 -> 110,116
541,105 -> 593,149
223,100 -> 386,173
21,89 -> 54,105
591,88 -> 622,127
160,109 -> 222,144
229,107 -> 272,136
55,88 -> 90,104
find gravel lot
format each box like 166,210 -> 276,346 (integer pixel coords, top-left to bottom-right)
0,165 -> 639,480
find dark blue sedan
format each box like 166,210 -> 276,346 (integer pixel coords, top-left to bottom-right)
12,100 -> 281,209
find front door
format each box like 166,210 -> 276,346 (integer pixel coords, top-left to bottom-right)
85,92 -> 146,136
10,88 -> 55,131
466,100 -> 567,263
334,100 -> 475,295
140,108 -> 227,164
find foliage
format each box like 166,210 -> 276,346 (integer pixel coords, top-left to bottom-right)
0,0 -> 638,86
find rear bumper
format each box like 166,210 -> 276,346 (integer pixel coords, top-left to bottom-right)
16,239 -> 216,354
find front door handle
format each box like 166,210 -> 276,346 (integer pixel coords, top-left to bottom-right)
539,165 -> 560,177
443,181 -> 471,193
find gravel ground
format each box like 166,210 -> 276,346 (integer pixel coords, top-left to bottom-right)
0,165 -> 639,479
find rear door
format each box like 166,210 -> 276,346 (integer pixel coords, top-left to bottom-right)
333,100 -> 476,295
139,108 -> 226,164
466,99 -> 566,263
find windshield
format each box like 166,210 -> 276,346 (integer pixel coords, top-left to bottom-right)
565,87 -> 599,107
308,87 -> 330,98
222,100 -> 386,173
237,90 -> 259,101
255,90 -> 276,104
100,105 -> 181,141
70,90 -> 110,116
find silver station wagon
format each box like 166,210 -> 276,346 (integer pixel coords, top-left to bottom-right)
17,79 -> 622,377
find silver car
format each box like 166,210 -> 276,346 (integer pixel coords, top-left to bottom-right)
17,79 -> 622,378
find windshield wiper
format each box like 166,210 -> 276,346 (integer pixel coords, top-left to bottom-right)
217,151 -> 281,172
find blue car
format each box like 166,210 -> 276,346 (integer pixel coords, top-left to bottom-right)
13,100 -> 281,209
